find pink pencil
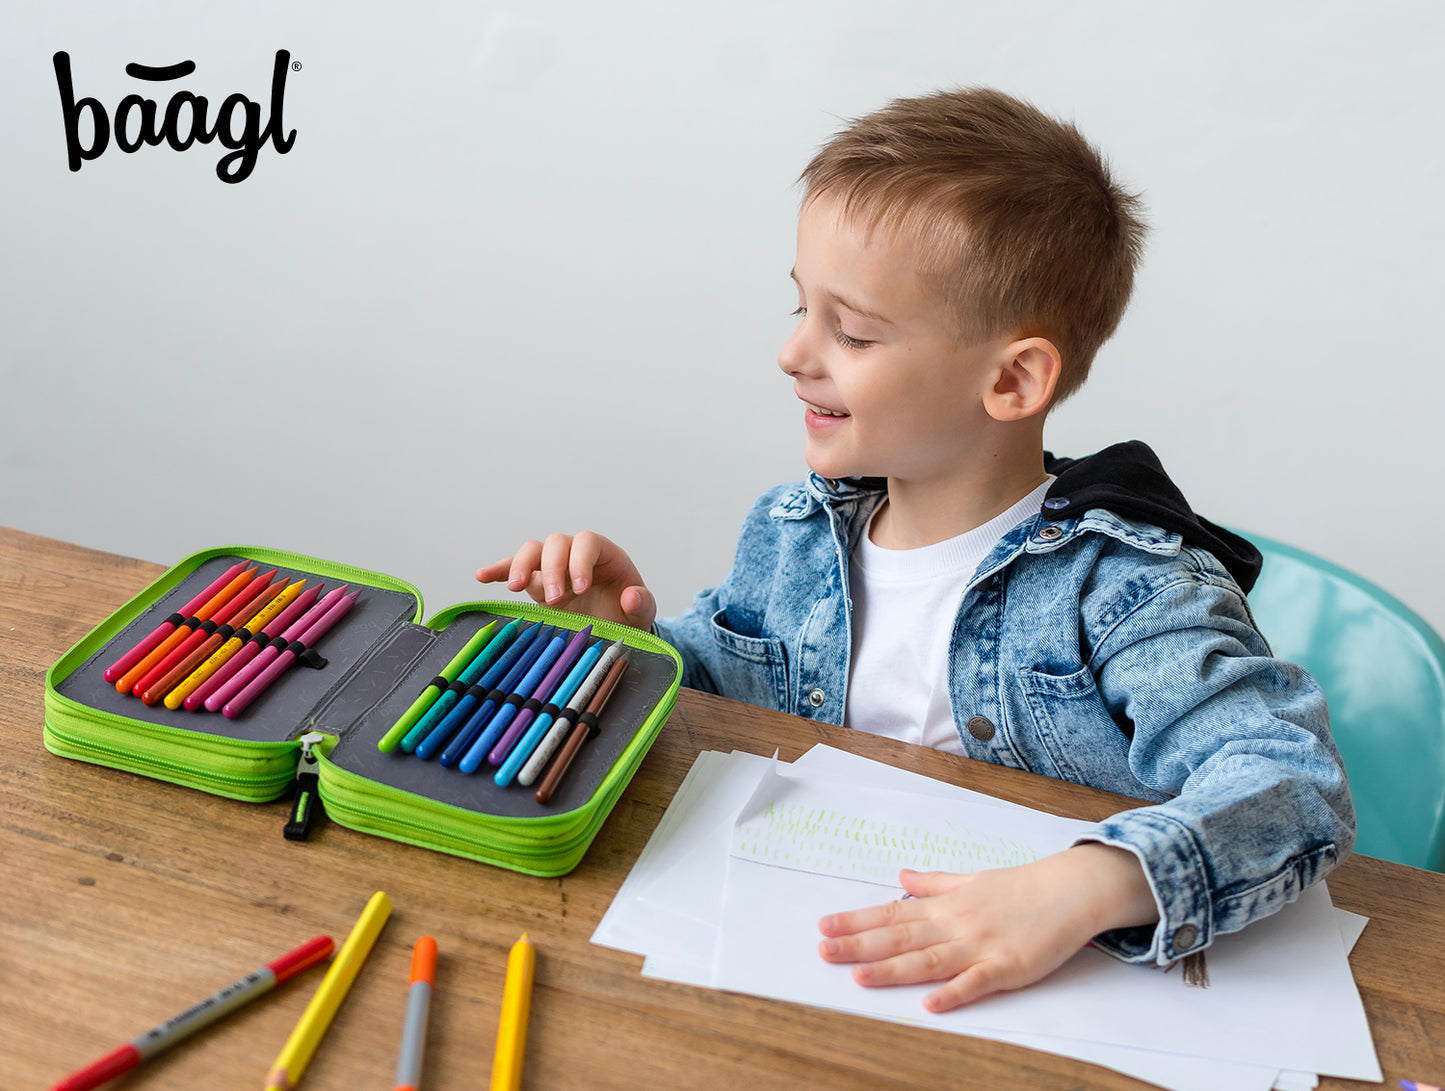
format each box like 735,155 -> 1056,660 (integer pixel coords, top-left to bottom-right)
206,585 -> 348,713
190,585 -> 322,711
103,562 -> 246,683
222,590 -> 359,719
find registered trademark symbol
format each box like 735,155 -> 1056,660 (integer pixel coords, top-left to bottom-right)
291,61 -> 302,71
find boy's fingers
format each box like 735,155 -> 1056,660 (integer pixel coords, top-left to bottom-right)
619,585 -> 657,630
569,531 -> 605,595
474,557 -> 514,583
923,962 -> 1006,1012
819,893 -> 920,939
849,940 -> 970,988
540,533 -> 577,603
819,915 -> 943,965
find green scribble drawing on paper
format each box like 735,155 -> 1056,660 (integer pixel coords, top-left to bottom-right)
734,797 -> 1040,883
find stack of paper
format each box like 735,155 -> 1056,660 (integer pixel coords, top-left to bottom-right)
593,746 -> 1381,1091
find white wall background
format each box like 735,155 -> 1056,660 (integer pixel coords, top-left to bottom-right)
3,2 -> 1443,638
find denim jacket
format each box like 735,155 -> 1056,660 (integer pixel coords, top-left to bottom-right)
655,453 -> 1354,965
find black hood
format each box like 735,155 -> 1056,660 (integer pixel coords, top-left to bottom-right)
1043,441 -> 1262,592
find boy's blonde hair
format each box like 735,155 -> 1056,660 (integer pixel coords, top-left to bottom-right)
799,88 -> 1146,403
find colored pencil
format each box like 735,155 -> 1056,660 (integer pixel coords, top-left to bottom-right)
166,581 -> 307,710
142,577 -> 290,706
208,585 -> 348,712
484,625 -> 592,768
392,936 -> 438,1091
402,621 -> 538,756
490,933 -> 534,1091
432,625 -> 559,766
192,584 -> 321,711
130,568 -> 277,698
103,561 -> 246,683
493,639 -> 604,788
265,892 -> 390,1091
534,653 -> 629,804
223,590 -> 358,719
377,622 -> 498,753
419,624 -> 552,763
50,935 -> 334,1091
518,639 -> 626,789
114,565 -> 257,694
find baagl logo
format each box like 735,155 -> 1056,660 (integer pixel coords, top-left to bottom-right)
52,49 -> 298,183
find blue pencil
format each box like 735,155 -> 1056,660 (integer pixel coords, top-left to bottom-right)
397,618 -> 521,753
435,625 -> 557,766
492,640 -> 603,786
413,623 -> 548,760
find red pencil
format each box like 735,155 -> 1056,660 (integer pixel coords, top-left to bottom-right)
103,562 -> 247,683
139,578 -> 290,706
114,565 -> 258,694
131,569 -> 278,699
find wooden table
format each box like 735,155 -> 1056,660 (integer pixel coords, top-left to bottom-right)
3,527 -> 1442,1090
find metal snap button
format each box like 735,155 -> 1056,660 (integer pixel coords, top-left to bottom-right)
1173,923 -> 1199,951
1044,496 -> 1070,510
966,715 -> 995,741
1038,525 -> 1063,541
808,688 -> 825,707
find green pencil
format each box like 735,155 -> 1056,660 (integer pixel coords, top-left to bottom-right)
378,620 -> 497,752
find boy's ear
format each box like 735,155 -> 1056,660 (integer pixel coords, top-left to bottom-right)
983,337 -> 1061,422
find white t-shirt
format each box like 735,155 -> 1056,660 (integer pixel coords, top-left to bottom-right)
844,479 -> 1054,753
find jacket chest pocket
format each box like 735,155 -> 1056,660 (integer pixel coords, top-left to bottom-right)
1015,664 -> 1148,796
707,608 -> 790,713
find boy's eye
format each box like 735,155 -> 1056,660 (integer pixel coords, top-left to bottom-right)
834,328 -> 871,350
790,306 -> 806,317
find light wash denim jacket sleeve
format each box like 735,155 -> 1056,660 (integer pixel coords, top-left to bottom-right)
655,474 -> 1355,965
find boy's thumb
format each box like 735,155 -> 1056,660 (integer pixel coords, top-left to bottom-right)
621,585 -> 657,631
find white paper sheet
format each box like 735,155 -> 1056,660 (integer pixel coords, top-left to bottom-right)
594,747 -> 1380,1091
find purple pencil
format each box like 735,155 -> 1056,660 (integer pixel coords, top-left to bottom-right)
222,590 -> 359,719
189,584 -> 322,711
207,585 -> 349,712
487,625 -> 593,765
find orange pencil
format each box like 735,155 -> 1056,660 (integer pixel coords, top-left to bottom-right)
165,581 -> 306,710
115,565 -> 257,693
132,569 -> 276,700
142,578 -> 290,706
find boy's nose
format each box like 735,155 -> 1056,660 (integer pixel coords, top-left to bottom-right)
777,321 -> 818,378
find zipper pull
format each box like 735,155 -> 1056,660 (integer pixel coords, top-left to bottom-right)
284,731 -> 327,841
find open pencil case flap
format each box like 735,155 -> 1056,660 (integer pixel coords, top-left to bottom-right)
44,545 -> 426,801
312,600 -> 682,877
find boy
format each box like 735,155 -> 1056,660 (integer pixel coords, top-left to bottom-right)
476,88 -> 1353,1014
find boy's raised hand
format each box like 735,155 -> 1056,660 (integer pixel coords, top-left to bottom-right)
817,843 -> 1158,1012
475,531 -> 657,631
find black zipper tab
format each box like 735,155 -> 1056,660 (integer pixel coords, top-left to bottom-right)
284,732 -> 327,841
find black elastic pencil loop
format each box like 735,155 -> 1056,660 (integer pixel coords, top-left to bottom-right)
252,633 -> 274,649
427,676 -> 450,694
521,696 -> 543,713
577,710 -> 600,733
198,620 -> 218,635
295,648 -> 327,670
538,703 -> 560,719
484,687 -> 506,705
465,682 -> 487,699
501,692 -> 525,708
233,628 -> 253,643
165,612 -> 185,626
216,624 -> 236,640
270,637 -> 290,654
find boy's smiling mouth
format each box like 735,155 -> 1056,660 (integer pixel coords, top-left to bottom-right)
803,400 -> 849,418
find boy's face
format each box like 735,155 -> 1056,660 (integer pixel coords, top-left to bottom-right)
779,195 -> 1015,486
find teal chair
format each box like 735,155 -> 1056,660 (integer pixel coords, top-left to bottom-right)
1243,532 -> 1445,872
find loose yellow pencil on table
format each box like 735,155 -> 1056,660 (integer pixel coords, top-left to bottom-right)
491,933 -> 535,1091
265,890 -> 391,1090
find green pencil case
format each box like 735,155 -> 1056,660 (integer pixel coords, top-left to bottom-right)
43,544 -> 683,877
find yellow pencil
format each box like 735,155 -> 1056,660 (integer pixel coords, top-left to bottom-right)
166,581 -> 306,709
490,933 -> 535,1091
265,891 -> 391,1090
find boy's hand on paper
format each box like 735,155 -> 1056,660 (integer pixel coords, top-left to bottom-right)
817,844 -> 1158,1012
476,532 -> 657,631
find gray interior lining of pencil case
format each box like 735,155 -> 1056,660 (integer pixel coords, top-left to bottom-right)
58,554 -> 420,745
319,611 -> 679,818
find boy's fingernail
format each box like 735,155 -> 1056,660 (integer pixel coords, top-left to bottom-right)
820,938 -> 838,955
573,577 -> 587,593
545,582 -> 562,601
